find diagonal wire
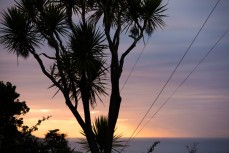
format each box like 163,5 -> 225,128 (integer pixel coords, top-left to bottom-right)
121,37 -> 150,92
119,0 -> 220,152
133,28 -> 229,138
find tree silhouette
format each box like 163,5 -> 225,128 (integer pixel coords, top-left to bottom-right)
0,81 -> 29,152
0,81 -> 51,153
0,81 -> 75,153
44,129 -> 74,153
186,143 -> 198,153
0,0 -> 167,152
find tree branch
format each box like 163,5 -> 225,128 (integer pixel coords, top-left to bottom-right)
39,53 -> 56,60
119,32 -> 143,70
47,35 -> 69,94
113,13 -> 122,52
65,97 -> 85,129
104,26 -> 115,54
66,5 -> 78,38
30,49 -> 64,92
71,80 -> 79,109
54,31 -> 67,55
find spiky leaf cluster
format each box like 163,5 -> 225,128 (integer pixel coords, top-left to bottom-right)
89,0 -> 167,37
79,115 -> 124,153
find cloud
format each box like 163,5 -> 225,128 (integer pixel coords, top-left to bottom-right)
1,0 -> 229,138
30,109 -> 51,113
91,111 -> 100,114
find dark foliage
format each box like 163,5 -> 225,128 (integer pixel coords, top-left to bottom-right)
44,129 -> 74,153
0,81 -> 74,153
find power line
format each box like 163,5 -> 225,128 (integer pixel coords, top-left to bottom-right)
120,0 -> 220,152
133,28 -> 229,138
121,37 -> 150,92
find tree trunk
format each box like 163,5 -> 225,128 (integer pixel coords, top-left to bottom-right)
105,60 -> 122,153
84,127 -> 100,153
81,80 -> 100,153
106,91 -> 121,153
65,90 -> 100,153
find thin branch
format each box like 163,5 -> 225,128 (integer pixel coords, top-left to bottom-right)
66,4 -> 78,38
39,53 -> 56,59
48,34 -> 69,94
113,12 -> 122,52
120,31 -> 143,70
30,48 -> 64,92
65,98 -> 86,129
71,80 -> 79,109
54,31 -> 67,55
104,26 -> 115,54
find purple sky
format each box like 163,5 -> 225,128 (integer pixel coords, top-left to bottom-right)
0,0 -> 229,138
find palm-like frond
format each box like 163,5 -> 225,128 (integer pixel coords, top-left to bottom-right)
86,64 -> 108,106
88,8 -> 103,25
16,0 -> 39,18
141,0 -> 167,35
41,4 -> 68,35
53,0 -> 95,19
69,22 -> 106,74
124,0 -> 142,22
16,0 -> 68,36
48,22 -> 107,105
70,22 -> 106,60
124,0 -> 167,37
78,115 -> 124,153
69,22 -> 108,105
89,0 -> 166,38
16,0 -> 48,15
0,7 -> 40,58
89,0 -> 122,28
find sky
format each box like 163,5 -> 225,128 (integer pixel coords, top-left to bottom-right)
0,0 -> 229,139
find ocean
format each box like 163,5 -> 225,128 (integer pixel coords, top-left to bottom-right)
67,138 -> 229,153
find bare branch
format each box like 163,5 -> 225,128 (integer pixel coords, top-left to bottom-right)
30,49 -> 64,92
104,26 -> 115,54
120,32 -> 143,70
113,13 -> 122,51
39,53 -> 56,60
65,98 -> 86,129
54,31 -> 67,55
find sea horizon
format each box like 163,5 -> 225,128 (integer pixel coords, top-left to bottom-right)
67,137 -> 229,153
65,136 -> 229,139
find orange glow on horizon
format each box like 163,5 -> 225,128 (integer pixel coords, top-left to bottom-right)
23,115 -> 182,138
